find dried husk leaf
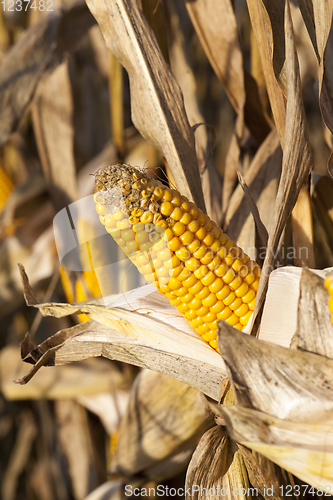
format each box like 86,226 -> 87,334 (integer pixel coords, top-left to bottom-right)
297,268 -> 333,357
219,405 -> 333,493
83,481 -> 127,500
185,426 -> 251,500
312,175 -> 333,252
217,321 -> 333,424
0,0 -> 95,146
111,370 -> 212,480
291,186 -> 315,267
85,0 -> 205,210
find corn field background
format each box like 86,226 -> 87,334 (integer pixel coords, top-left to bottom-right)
1,0 -> 333,499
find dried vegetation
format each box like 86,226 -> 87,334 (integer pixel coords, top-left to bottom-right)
1,0 -> 333,499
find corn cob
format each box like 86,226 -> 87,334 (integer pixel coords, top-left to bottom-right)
325,274 -> 333,324
94,164 -> 260,351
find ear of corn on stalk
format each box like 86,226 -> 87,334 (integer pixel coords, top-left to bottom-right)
93,164 -> 260,351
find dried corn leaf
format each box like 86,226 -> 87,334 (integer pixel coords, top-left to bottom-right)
185,426 -> 250,500
84,481 -> 126,500
217,320 -> 333,424
291,186 -> 315,267
0,345 -> 125,400
220,405 -> 333,493
111,370 -> 212,480
297,268 -> 333,357
32,62 -> 77,210
85,0 -> 205,210
252,3 -> 313,330
0,0 -> 95,146
312,175 -> 333,252
224,129 -> 282,260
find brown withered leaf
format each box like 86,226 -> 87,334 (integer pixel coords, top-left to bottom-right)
185,426 -> 250,500
252,3 -> 313,333
224,129 -> 282,261
217,321 -> 333,424
85,0 -> 205,211
291,186 -> 315,267
111,370 -> 212,480
297,268 -> 333,357
312,175 -> 333,252
0,0 -> 95,146
32,62 -> 77,210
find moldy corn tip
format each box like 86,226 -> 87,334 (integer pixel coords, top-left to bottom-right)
93,164 -> 261,351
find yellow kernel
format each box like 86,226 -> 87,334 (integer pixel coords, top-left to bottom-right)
165,255 -> 181,269
240,310 -> 253,326
248,298 -> 256,311
200,250 -> 214,265
234,303 -> 249,318
170,297 -> 181,306
129,216 -> 140,225
176,247 -> 191,261
158,277 -> 171,288
204,219 -> 213,231
211,226 -> 221,238
170,207 -> 184,221
325,276 -> 333,294
153,187 -> 163,199
183,275 -> 199,288
202,331 -> 217,342
180,230 -> 194,245
140,263 -> 154,274
219,233 -> 229,245
209,278 -> 224,294
173,222 -> 186,236
185,310 -> 197,320
153,238 -> 167,252
223,291 -> 236,306
206,320 -> 218,331
183,293 -> 194,303
243,289 -> 256,303
197,306 -> 209,317
96,203 -> 105,215
218,246 -> 227,259
136,231 -> 149,246
155,266 -> 169,278
139,241 -> 154,253
208,256 -> 221,272
215,263 -> 228,277
103,215 -> 116,228
140,178 -> 147,186
141,190 -> 150,198
198,213 -> 206,225
144,272 -> 156,282
209,339 -> 218,350
146,181 -> 154,192
117,219 -> 130,230
169,278 -> 182,290
169,266 -> 183,278
174,287 -> 187,297
160,284 -> 172,294
232,258 -> 246,273
251,279 -> 260,292
194,265 -> 208,280
229,297 -> 242,311
234,323 -> 243,331
196,286 -> 210,300
169,236 -> 182,252
226,313 -> 238,326
229,275 -> 243,291
202,293 -> 217,308
193,245 -> 207,259
140,212 -> 153,223
191,316 -> 204,326
225,255 -> 235,267
126,241 -> 138,255
162,189 -> 173,202
216,284 -> 232,301
158,247 -> 172,261
121,229 -> 135,241
180,212 -> 192,225
189,298 -> 202,310
187,239 -> 201,253
185,257 -> 200,272
189,206 -> 199,218
223,268 -> 236,284
217,307 -> 232,320
197,325 -> 210,334
244,272 -> 255,285
203,233 -> 214,247
182,201 -> 191,212
210,301 -> 225,314
171,196 -> 182,206
188,281 -> 203,295
187,220 -> 200,233
201,271 -> 216,286
132,181 -> 140,189
211,240 -> 221,253
161,202 -> 173,216
177,267 -> 192,281
235,282 -> 249,298
196,227 -> 207,241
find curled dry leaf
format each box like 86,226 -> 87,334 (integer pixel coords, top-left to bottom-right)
111,370 -> 212,480
0,0 -> 95,146
185,426 -> 250,500
217,320 -> 333,424
85,0 -> 205,210
297,268 -> 333,357
219,405 -> 333,493
18,265 -> 226,400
